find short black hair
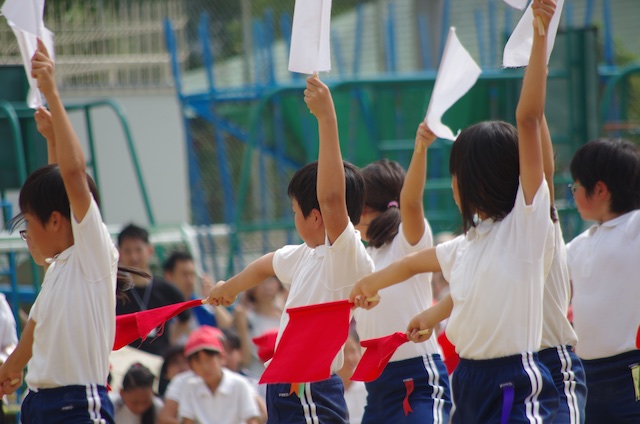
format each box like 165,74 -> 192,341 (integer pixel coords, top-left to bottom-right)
122,363 -> 155,391
570,138 -> 640,214
163,251 -> 194,273
449,121 -> 520,233
287,160 -> 365,225
16,164 -> 100,226
118,223 -> 150,247
222,328 -> 242,351
361,159 -> 405,247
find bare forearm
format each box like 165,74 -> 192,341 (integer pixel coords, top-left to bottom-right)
45,92 -> 87,178
317,114 -> 345,210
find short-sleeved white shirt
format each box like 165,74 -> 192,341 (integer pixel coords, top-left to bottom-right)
26,199 -> 118,389
344,380 -> 367,424
540,220 -> 578,350
109,392 -> 164,424
272,222 -> 374,374
355,220 -> 440,361
435,181 -> 554,360
566,209 -> 640,360
164,369 -> 195,402
178,370 -> 260,424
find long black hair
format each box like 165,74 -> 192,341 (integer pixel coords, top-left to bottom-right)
122,363 -> 157,424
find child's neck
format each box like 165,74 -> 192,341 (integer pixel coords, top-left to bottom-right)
205,372 -> 223,393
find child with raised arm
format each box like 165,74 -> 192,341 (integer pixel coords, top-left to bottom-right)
350,1 -> 559,422
566,137 -> 640,423
0,39 -> 118,422
353,124 -> 451,423
206,76 -> 374,423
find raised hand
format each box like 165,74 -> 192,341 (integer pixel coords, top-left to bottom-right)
303,76 -> 335,120
204,280 -> 238,307
31,38 -> 57,99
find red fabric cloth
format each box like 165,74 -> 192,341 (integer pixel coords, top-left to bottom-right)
351,332 -> 409,382
636,325 -> 640,349
113,299 -> 203,350
437,329 -> 460,375
403,378 -> 414,416
259,300 -> 352,384
252,328 -> 279,363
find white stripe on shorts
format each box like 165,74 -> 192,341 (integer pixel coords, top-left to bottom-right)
556,345 -> 580,424
521,352 -> 543,424
423,354 -> 445,424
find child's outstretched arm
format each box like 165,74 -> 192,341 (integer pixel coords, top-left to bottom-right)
400,123 -> 437,245
205,252 -> 275,307
349,247 -> 441,309
34,107 -> 57,164
0,318 -> 35,396
31,38 -> 92,222
515,0 -> 556,205
406,294 -> 453,343
304,76 -> 348,245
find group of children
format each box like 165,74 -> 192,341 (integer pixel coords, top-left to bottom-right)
0,0 -> 638,423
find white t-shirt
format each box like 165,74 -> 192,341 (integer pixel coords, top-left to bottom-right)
0,294 -> 17,364
178,370 -> 260,424
344,380 -> 367,424
436,181 -> 554,360
355,220 -> 440,361
109,392 -> 164,424
566,209 -> 640,360
273,222 -> 374,374
26,199 -> 118,389
164,369 -> 195,402
540,219 -> 578,350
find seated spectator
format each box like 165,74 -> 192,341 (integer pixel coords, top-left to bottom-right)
158,344 -> 189,398
109,363 -> 164,424
179,326 -> 261,424
163,251 -> 232,345
116,224 -> 191,356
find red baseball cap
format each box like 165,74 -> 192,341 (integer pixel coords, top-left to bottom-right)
184,325 -> 225,357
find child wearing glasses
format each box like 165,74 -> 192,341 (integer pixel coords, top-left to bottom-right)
566,138 -> 640,423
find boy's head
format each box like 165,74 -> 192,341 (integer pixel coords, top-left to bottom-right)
120,363 -> 155,416
118,223 -> 153,271
570,138 -> 640,221
287,160 -> 365,226
16,164 -> 99,264
163,251 -> 196,297
185,326 -> 226,382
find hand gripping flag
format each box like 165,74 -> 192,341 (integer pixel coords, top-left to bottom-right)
424,27 -> 482,142
351,332 -> 410,382
259,300 -> 352,384
114,299 -> 203,350
288,0 -> 332,74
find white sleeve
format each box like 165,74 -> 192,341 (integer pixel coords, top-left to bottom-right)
70,198 -> 118,282
324,222 -> 375,292
435,235 -> 466,283
177,380 -> 196,421
395,219 -> 434,255
164,371 -> 189,402
236,377 -> 261,421
508,179 -> 553,259
273,244 -> 306,287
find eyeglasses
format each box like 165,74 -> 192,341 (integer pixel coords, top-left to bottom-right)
19,230 -> 27,241
568,182 -> 581,195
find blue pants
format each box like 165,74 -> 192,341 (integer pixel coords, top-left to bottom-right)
362,354 -> 451,424
581,349 -> 640,424
451,352 -> 558,424
21,384 -> 114,424
539,346 -> 587,424
266,374 -> 348,424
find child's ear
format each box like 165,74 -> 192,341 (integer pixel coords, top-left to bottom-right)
47,211 -> 65,231
311,208 -> 323,228
593,181 -> 610,199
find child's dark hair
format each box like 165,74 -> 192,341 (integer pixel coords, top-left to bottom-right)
449,121 -> 520,233
118,223 -> 150,247
11,164 -> 148,296
222,328 -> 242,351
361,159 -> 405,248
570,138 -> 640,213
122,363 -> 156,424
163,251 -> 194,274
158,344 -> 185,398
287,161 -> 365,225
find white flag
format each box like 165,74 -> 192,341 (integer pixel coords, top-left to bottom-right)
8,22 -> 55,108
502,0 -> 528,10
288,0 -> 332,75
425,27 -> 482,142
502,0 -> 564,68
1,0 -> 45,36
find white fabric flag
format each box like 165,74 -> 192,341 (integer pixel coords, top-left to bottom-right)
1,0 -> 45,36
502,0 -> 564,68
288,0 -> 332,74
9,21 -> 55,108
424,27 -> 482,141
502,0 -> 527,10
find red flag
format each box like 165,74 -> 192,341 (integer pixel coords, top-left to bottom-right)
636,325 -> 640,349
114,299 -> 203,350
252,328 -> 279,363
351,332 -> 409,382
437,329 -> 459,375
259,300 -> 352,384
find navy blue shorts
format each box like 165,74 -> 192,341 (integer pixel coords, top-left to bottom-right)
21,384 -> 114,424
362,354 -> 451,424
451,352 -> 558,424
581,349 -> 640,424
539,345 -> 586,424
266,374 -> 348,424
